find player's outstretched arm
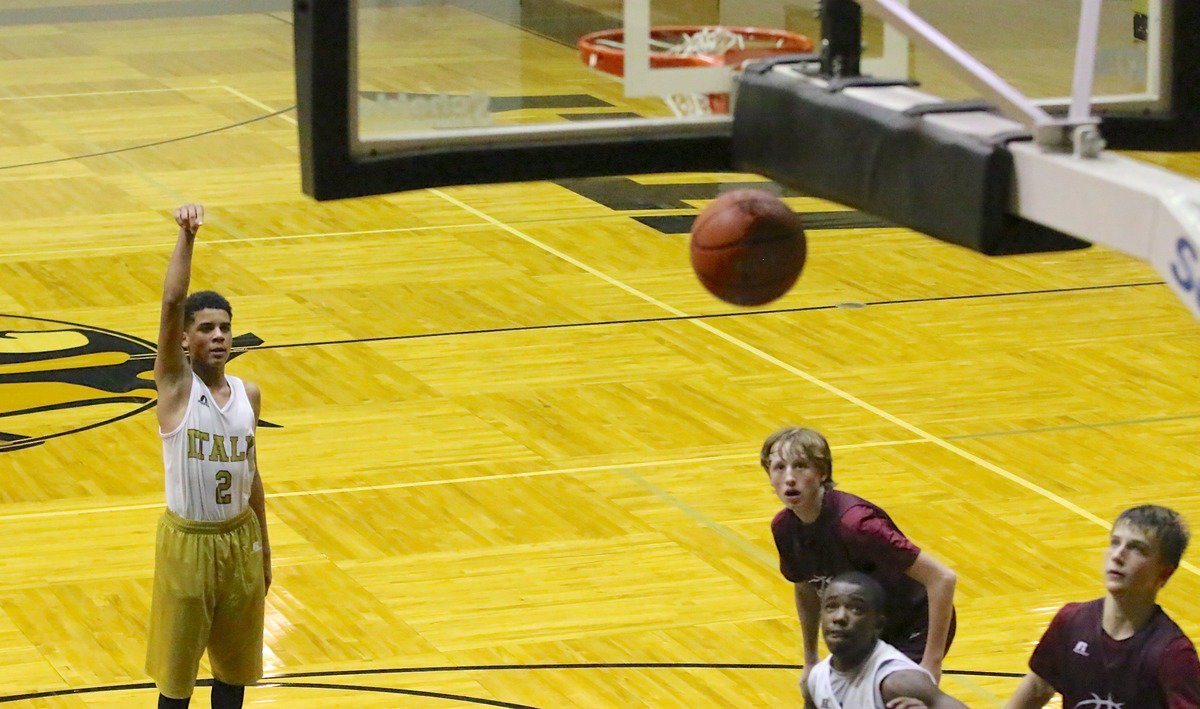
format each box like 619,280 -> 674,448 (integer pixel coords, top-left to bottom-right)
795,582 -> 821,688
904,551 -> 957,682
881,669 -> 967,708
1003,672 -> 1055,708
154,203 -> 204,431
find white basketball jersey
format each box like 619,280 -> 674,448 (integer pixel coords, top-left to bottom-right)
807,640 -> 933,709
160,372 -> 256,521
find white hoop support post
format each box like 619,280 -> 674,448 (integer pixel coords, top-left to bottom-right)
1069,0 -> 1104,123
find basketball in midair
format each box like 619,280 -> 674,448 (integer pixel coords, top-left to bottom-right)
689,189 -> 807,306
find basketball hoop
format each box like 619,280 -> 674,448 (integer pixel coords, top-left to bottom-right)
578,25 -> 813,117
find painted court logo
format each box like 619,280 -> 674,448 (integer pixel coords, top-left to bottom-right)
0,314 -> 262,452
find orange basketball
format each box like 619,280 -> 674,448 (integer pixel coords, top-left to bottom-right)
689,189 -> 807,306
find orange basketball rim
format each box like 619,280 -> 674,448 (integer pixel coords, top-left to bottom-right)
578,25 -> 813,114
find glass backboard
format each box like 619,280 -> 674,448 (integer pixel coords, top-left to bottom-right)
294,0 -> 1196,200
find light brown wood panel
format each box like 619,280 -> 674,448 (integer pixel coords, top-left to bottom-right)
0,2 -> 1198,707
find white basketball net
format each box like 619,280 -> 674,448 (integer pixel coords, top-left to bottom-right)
664,93 -> 715,117
668,26 -> 746,57
662,27 -> 744,117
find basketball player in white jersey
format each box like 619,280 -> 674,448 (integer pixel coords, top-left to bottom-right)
805,572 -> 966,709
146,203 -> 270,708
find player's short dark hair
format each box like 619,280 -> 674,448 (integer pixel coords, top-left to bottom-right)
1116,505 -> 1190,567
759,426 -> 834,487
826,571 -> 886,615
184,290 -> 232,326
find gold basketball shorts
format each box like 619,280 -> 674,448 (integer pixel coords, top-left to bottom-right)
146,507 -> 264,699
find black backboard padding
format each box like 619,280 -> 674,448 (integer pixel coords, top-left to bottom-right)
732,69 -> 1088,255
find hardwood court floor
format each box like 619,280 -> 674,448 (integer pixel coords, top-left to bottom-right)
1,2 -> 1199,707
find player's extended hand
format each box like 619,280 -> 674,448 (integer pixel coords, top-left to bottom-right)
885,698 -> 929,709
173,203 -> 204,236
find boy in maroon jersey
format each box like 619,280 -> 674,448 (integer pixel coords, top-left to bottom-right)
1006,505 -> 1200,708
764,427 -> 958,686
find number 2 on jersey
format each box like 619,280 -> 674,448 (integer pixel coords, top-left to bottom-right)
215,470 -> 232,504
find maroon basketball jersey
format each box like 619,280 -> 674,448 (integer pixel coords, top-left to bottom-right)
771,489 -> 925,649
1029,599 -> 1200,708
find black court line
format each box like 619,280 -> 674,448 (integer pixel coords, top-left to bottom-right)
0,396 -> 151,420
266,661 -> 1026,679
0,680 -> 538,706
0,400 -> 156,453
0,0 -> 406,26
264,682 -> 539,708
184,279 -> 1164,355
0,106 -> 296,172
0,662 -> 1023,702
0,0 -> 288,26
945,411 -> 1200,440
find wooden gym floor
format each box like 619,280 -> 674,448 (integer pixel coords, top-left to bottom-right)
1,1 -> 1198,706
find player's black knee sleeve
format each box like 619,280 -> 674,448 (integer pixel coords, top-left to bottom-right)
158,694 -> 190,709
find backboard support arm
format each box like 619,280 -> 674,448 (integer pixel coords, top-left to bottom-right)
852,0 -> 1094,153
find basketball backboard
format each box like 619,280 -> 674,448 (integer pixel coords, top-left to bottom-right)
295,0 -> 1197,200
295,0 -> 1200,322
